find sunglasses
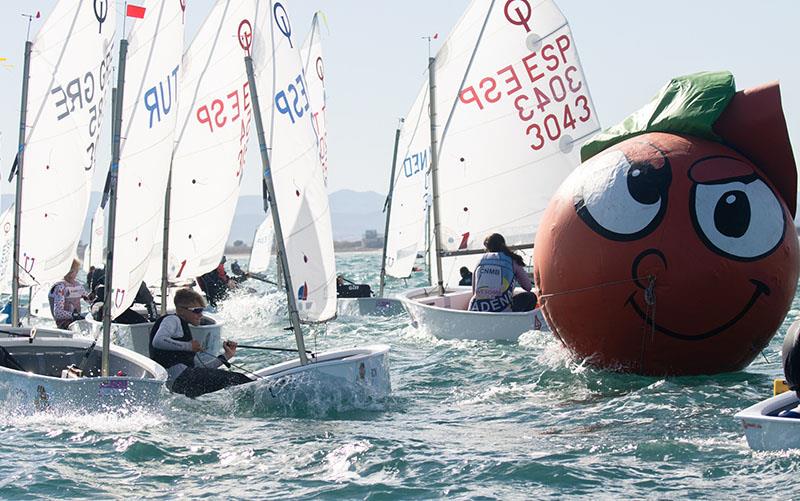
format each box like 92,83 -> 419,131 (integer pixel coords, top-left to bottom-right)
182,307 -> 204,315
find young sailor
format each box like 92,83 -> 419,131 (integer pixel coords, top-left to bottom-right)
468,233 -> 533,312
48,258 -> 88,329
149,288 -> 251,397
196,256 -> 247,307
458,267 -> 473,286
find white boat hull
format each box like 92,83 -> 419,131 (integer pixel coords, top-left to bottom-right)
735,390 -> 800,451
232,344 -> 391,410
0,337 -> 167,413
0,326 -> 73,339
75,313 -> 223,357
337,297 -> 406,317
399,286 -> 548,341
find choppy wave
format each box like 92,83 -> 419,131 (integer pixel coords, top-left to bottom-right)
3,251 -> 800,499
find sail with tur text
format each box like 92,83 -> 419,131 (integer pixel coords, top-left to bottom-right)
107,0 -> 184,318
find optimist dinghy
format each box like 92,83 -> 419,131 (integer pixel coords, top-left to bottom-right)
0,2 -> 169,414
0,336 -> 166,412
389,0 -> 600,340
400,286 -> 546,341
735,319 -> 800,451
735,387 -> 800,451
224,0 -> 391,404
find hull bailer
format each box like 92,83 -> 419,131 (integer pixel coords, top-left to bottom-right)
735,390 -> 800,451
0,337 -> 167,413
399,286 -> 548,341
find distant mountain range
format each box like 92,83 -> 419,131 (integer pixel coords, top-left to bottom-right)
1,189 -> 388,245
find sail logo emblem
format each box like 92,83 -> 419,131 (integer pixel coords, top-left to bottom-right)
298,282 -> 308,301
459,232 -> 470,250
238,19 -> 253,54
22,254 -> 35,273
316,57 -> 324,81
504,0 -> 533,33
93,0 -> 108,33
273,2 -> 293,48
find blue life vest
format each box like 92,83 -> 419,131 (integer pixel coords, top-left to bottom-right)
468,252 -> 516,312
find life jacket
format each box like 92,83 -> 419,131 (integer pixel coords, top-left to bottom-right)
47,280 -> 85,318
198,266 -> 229,305
468,252 -> 515,312
148,314 -> 196,369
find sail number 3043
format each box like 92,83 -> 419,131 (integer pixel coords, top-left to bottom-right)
458,33 -> 593,152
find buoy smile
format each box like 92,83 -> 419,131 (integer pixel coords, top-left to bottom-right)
626,279 -> 770,341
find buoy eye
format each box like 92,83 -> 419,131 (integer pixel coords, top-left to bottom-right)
692,176 -> 784,260
574,149 -> 670,241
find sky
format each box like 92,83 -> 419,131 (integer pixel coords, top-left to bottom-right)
0,0 -> 798,202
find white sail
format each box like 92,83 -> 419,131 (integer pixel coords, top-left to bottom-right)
18,2 -> 116,298
383,80 -> 431,278
431,0 -> 600,286
248,214 -> 274,275
0,205 -> 14,295
166,0 -> 257,283
107,0 -> 184,318
300,12 -> 329,184
88,204 -> 105,271
252,0 -> 337,322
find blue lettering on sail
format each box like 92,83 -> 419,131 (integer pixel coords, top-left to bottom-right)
275,73 -> 310,125
143,65 -> 179,128
51,41 -> 114,171
403,150 -> 428,178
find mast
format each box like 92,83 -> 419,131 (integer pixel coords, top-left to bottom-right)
11,40 -> 32,327
101,39 -> 129,377
427,56 -> 445,296
244,55 -> 308,365
425,198 -> 431,285
86,214 -> 93,272
160,168 -> 172,315
378,121 -> 403,297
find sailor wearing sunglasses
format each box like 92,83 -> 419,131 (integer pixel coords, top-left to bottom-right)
149,288 -> 252,397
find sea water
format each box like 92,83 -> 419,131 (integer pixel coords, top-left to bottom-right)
1,250 -> 798,499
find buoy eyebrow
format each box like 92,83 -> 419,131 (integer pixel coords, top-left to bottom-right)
688,155 -> 755,184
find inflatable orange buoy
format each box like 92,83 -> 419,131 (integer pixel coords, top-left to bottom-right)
535,74 -> 799,376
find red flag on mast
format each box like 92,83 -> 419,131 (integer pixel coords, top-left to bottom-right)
126,4 -> 146,19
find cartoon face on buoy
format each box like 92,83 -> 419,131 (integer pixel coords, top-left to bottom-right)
534,132 -> 799,375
